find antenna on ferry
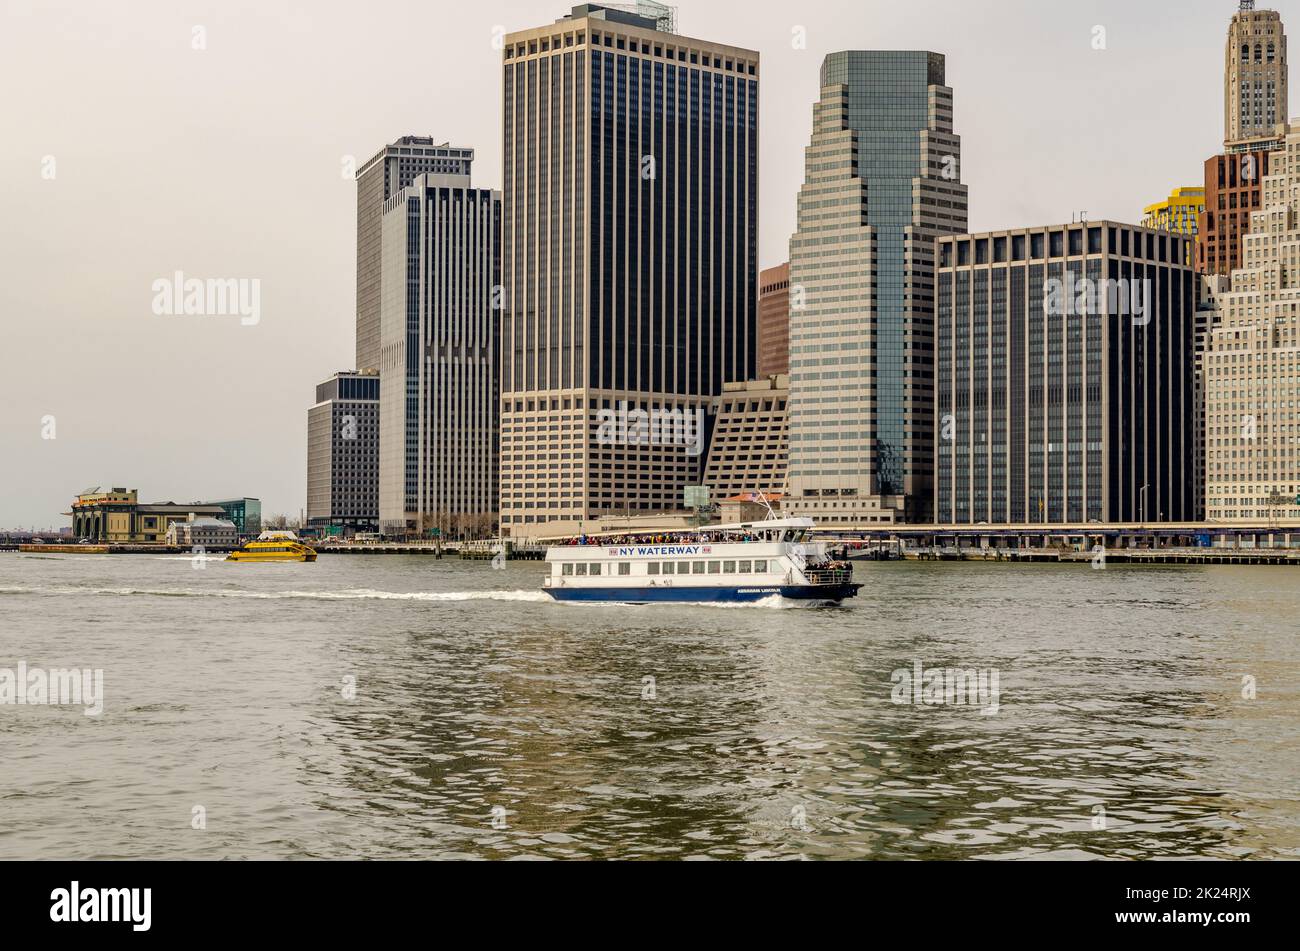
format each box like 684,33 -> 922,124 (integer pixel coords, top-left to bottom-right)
751,492 -> 778,521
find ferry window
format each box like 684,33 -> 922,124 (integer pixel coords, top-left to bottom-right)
753,560 -> 766,573
618,563 -> 630,576
692,561 -> 706,574
576,564 -> 588,576
676,562 -> 690,574
588,564 -> 602,575
708,561 -> 721,574
723,561 -> 737,573
738,560 -> 752,573
562,564 -> 573,576
647,563 -> 661,575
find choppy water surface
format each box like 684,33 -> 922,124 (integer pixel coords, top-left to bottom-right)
1,552 -> 1297,860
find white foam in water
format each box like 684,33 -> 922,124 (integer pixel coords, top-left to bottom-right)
5,586 -> 831,608
265,589 -> 553,603
8,585 -> 553,603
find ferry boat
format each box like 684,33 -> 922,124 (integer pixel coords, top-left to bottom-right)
226,531 -> 317,563
542,518 -> 861,605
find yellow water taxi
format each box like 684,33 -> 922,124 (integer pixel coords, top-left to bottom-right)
226,531 -> 317,563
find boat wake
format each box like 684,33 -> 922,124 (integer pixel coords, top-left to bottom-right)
0,586 -> 553,603
1,586 -> 840,609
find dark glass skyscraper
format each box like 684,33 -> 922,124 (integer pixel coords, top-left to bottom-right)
499,4 -> 759,535
935,223 -> 1197,525
786,51 -> 968,525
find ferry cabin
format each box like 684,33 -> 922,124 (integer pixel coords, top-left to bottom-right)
542,519 -> 860,604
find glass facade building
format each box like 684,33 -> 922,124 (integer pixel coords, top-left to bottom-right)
786,51 -> 968,525
208,498 -> 263,537
936,223 -> 1197,525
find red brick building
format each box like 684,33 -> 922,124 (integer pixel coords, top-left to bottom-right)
1198,149 -> 1270,275
758,262 -> 790,377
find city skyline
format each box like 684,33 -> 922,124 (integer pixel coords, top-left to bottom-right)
1,0 -> 1269,527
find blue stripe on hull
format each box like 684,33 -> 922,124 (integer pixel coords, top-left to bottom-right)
544,584 -> 861,604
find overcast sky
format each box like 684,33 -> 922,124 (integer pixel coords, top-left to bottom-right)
0,0 -> 1257,527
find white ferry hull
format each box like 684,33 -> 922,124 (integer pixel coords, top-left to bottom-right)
544,581 -> 861,605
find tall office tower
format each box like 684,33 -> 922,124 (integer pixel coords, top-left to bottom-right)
354,137 -> 475,371
758,263 -> 791,377
1225,1 -> 1287,144
378,171 -> 501,537
499,4 -> 759,535
1200,5 -> 1289,275
935,223 -> 1197,525
1205,122 -> 1300,523
307,371 -> 380,533
784,51 -> 968,526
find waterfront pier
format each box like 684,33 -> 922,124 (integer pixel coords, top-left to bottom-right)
818,521 -> 1300,565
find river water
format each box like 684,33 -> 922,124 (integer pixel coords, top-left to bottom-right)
1,552 -> 1296,860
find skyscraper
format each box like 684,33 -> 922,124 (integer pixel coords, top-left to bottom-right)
1225,1 -> 1287,144
378,169 -> 501,537
498,4 -> 759,536
1205,121 -> 1300,523
935,223 -> 1197,525
785,51 -> 968,526
1199,4 -> 1288,276
355,137 -> 475,372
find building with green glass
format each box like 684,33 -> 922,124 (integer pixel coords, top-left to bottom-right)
786,51 -> 968,525
207,498 -> 262,536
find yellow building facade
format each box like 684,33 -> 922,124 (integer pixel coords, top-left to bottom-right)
1142,187 -> 1206,237
68,487 -> 228,542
